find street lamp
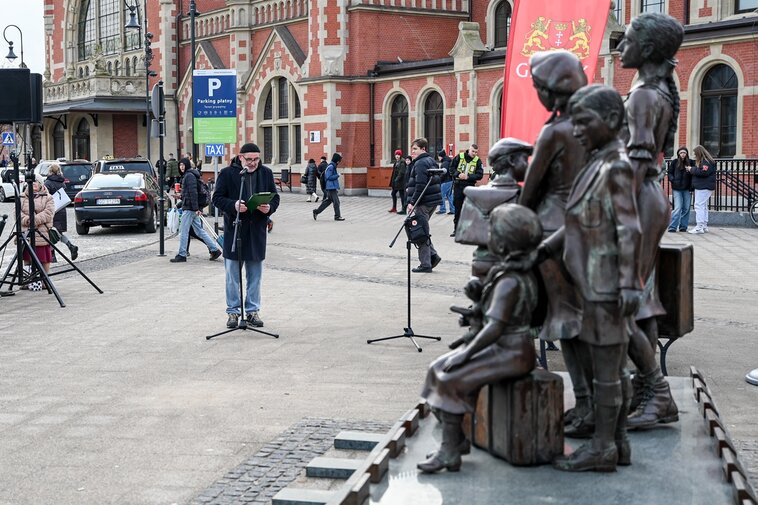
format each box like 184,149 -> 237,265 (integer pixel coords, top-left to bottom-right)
189,0 -> 198,162
124,0 -> 155,162
3,25 -> 26,68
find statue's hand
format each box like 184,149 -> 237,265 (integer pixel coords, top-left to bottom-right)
619,288 -> 641,316
443,351 -> 469,372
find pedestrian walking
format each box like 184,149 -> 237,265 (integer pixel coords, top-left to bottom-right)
437,149 -> 454,215
389,149 -> 406,213
689,144 -> 716,234
313,153 -> 345,221
667,147 -> 694,232
166,153 -> 180,189
304,158 -> 319,202
406,138 -> 442,273
43,164 -> 79,260
317,156 -> 328,198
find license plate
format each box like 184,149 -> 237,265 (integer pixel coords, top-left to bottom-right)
96,198 -> 120,205
72,185 -> 83,189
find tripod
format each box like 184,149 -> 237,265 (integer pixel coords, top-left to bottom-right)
367,169 -> 442,352
206,169 -> 279,341
0,174 -> 103,306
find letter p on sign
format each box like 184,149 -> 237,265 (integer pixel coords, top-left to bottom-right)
208,78 -> 222,96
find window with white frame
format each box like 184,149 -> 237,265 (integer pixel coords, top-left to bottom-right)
494,1 -> 512,48
736,0 -> 758,12
78,0 -> 142,61
700,64 -> 737,158
641,0 -> 665,13
259,77 -> 302,165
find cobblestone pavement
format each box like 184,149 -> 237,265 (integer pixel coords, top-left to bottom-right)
189,418 -> 392,505
0,191 -> 755,504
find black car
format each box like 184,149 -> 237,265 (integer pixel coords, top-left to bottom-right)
35,160 -> 93,201
92,157 -> 157,180
74,172 -> 166,235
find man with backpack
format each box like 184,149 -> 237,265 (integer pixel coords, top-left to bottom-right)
170,157 -> 222,263
313,153 -> 345,221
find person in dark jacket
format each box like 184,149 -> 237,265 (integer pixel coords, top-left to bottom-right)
305,158 -> 319,202
170,158 -> 222,263
166,153 -> 180,189
688,144 -> 717,234
389,149 -> 406,213
212,143 -> 280,328
313,153 -> 345,221
43,164 -> 78,260
667,147 -> 694,232
317,156 -> 329,197
450,144 -> 484,236
406,137 -> 442,272
437,149 -> 454,215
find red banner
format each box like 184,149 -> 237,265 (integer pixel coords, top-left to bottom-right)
500,0 -> 611,142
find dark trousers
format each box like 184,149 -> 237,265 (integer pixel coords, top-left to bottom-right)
315,189 -> 341,218
453,183 -> 467,231
390,188 -> 405,210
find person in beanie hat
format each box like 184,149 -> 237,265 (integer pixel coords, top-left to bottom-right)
211,142 -> 280,329
170,158 -> 222,263
313,153 -> 345,221
437,149 -> 454,214
389,149 -> 406,213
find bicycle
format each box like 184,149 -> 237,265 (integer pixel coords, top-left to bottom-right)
750,199 -> 758,226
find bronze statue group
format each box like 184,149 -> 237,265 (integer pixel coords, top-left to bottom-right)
418,12 -> 685,474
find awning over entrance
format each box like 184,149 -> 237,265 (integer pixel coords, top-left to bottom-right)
43,97 -> 147,115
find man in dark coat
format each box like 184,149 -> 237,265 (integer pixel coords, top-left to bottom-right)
450,144 -> 484,236
437,149 -> 454,215
406,137 -> 442,273
317,155 -> 329,197
212,143 -> 280,329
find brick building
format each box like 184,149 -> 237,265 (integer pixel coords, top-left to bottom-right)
39,0 -> 757,192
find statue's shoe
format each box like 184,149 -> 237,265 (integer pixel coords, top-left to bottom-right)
553,443 -> 617,472
627,380 -> 679,430
417,450 -> 462,473
426,438 -> 470,458
564,414 -> 595,439
616,438 -> 631,466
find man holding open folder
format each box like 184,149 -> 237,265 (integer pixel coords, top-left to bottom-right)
212,143 -> 280,329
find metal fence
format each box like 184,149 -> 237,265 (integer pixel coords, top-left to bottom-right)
661,158 -> 758,212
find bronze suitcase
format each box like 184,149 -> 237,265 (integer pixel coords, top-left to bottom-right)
466,369 -> 563,466
656,243 -> 694,337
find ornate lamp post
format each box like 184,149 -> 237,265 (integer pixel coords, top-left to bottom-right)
3,25 -> 25,69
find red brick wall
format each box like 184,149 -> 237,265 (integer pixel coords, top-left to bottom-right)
112,115 -> 138,157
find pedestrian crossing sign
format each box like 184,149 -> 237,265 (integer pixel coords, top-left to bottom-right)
1,132 -> 15,146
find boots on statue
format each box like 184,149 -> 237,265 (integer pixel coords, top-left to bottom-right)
564,395 -> 595,439
554,405 -> 620,472
627,371 -> 679,430
417,412 -> 464,473
615,372 -> 632,466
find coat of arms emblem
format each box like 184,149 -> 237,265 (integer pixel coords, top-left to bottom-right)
521,17 -> 591,60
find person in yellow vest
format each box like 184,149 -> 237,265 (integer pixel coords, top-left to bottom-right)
450,144 -> 484,236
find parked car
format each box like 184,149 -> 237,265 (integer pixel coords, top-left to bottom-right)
74,172 -> 166,235
0,166 -> 26,202
35,160 -> 92,201
92,157 -> 157,181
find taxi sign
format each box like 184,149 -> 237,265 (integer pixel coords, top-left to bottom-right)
205,144 -> 225,157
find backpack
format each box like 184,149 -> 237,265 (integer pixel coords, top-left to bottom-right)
195,172 -> 210,207
404,212 -> 430,246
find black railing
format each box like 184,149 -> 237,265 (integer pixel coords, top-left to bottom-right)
662,158 -> 758,212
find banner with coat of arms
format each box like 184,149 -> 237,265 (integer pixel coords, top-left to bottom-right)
500,0 -> 611,142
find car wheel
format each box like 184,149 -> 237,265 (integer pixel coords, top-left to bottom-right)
0,188 -> 5,203
76,222 -> 90,235
144,206 -> 157,233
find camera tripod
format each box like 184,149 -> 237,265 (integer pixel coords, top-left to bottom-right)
367,169 -> 443,352
0,169 -> 102,306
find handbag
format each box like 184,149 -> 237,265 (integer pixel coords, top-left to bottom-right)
404,213 -> 430,245
52,187 -> 72,212
166,208 -> 179,234
48,227 -> 61,245
300,173 -> 307,184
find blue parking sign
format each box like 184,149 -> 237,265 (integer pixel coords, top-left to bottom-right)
193,69 -> 237,144
1,132 -> 15,146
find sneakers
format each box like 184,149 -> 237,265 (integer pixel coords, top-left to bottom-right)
397,210 -> 407,215
412,265 -> 433,273
226,313 -> 239,328
306,198 -> 312,202
436,210 -> 446,214
667,229 -> 677,233
68,244 -> 79,261
246,311 -> 264,327
315,196 -> 320,202
335,216 -> 345,221
431,254 -> 442,269
688,227 -> 704,234
170,255 -> 187,263
312,209 -> 318,221
209,249 -> 222,261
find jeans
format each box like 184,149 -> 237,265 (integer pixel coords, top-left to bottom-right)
225,258 -> 262,314
693,189 -> 713,229
315,189 -> 341,218
669,189 -> 691,230
178,210 -> 220,257
439,180 -> 454,213
414,205 -> 438,267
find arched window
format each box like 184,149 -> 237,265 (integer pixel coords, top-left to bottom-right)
78,0 -> 142,61
494,1 -> 512,48
73,119 -> 91,160
390,95 -> 408,158
700,64 -> 737,158
258,77 -> 302,165
423,92 -> 444,158
125,58 -> 131,76
53,122 -> 66,159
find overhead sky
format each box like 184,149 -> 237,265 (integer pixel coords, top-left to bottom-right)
0,0 -> 45,75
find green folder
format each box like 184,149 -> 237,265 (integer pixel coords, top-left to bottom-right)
246,192 -> 275,211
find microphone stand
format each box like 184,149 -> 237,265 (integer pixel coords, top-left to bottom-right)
367,169 -> 442,352
206,169 -> 279,340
